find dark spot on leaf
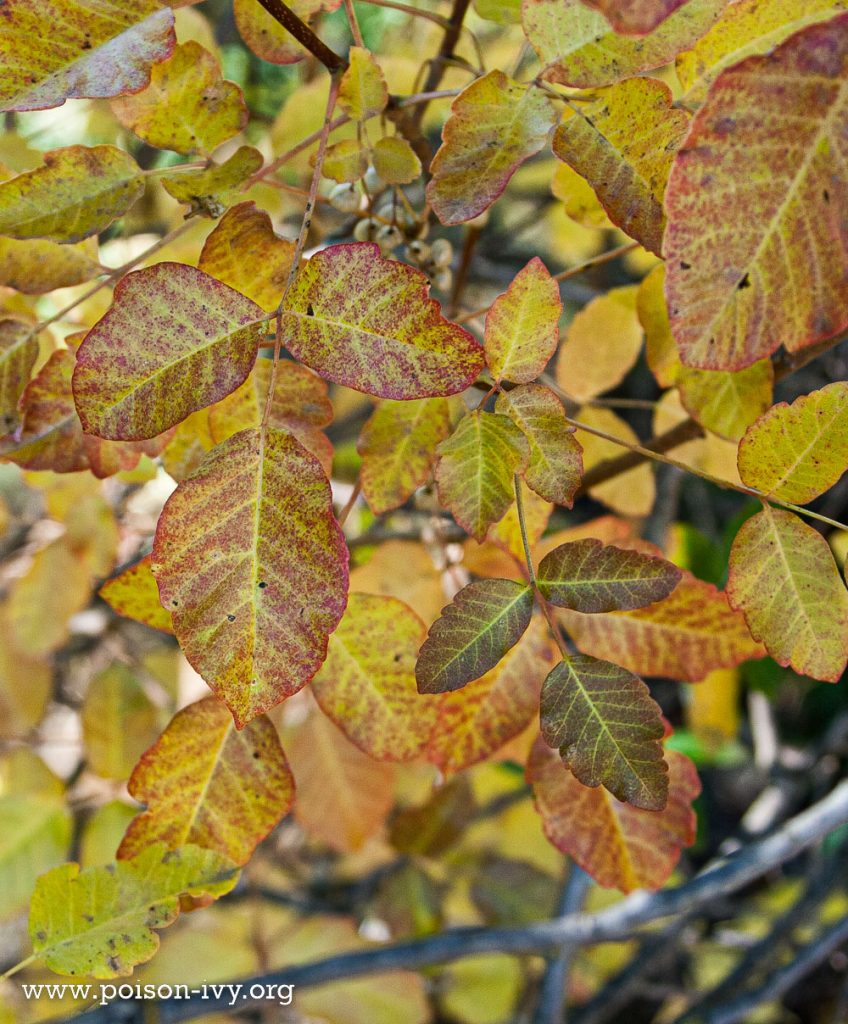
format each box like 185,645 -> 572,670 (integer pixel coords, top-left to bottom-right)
306,303 -> 314,317
258,581 -> 267,588
679,261 -> 691,270
737,273 -> 750,290
227,614 -> 236,621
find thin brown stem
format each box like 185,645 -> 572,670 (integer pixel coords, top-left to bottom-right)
254,0 -> 346,73
261,77 -> 340,430
513,474 -> 537,588
449,224 -> 480,319
337,475 -> 363,527
360,0 -> 451,29
407,0 -> 472,131
343,0 -> 365,48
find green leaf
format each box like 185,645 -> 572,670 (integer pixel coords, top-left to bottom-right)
118,697 -> 294,865
540,653 -> 668,810
0,0 -> 175,113
161,146 -> 264,213
495,384 -> 583,507
0,146 -> 143,243
737,382 -> 848,504
358,398 -> 453,514
436,411 -> 530,542
0,794 -> 72,921
281,243 -> 484,399
427,71 -> 557,225
151,427 -> 349,727
73,263 -> 266,440
415,579 -> 534,694
727,506 -> 848,682
311,594 -> 438,760
484,257 -> 562,383
537,538 -> 682,612
29,844 -> 239,978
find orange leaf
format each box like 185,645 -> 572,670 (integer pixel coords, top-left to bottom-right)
559,571 -> 763,681
665,13 -> 848,369
529,737 -> 700,891
118,697 -> 294,865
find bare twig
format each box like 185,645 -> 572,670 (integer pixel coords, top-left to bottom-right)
253,0 -> 346,73
532,866 -> 593,1024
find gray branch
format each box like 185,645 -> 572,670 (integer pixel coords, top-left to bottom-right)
57,779 -> 848,1024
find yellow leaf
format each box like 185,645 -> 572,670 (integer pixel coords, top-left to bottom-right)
727,506 -> 848,681
311,594 -> 437,761
338,46 -> 388,121
427,71 -> 558,225
0,237 -> 100,295
112,41 -> 247,155
677,0 -> 848,105
321,138 -> 369,183
552,77 -> 689,256
686,668 -> 740,749
119,697 -> 294,864
372,135 -> 422,185
574,406 -> 656,517
81,663 -> 162,780
737,381 -> 848,504
557,286 -> 643,402
0,146 -> 143,243
0,0 -> 175,112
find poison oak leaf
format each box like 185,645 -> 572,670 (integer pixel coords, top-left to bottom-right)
727,506 -> 848,682
337,47 -> 388,121
28,844 -> 238,978
676,0 -> 848,106
556,286 -> 643,403
311,594 -> 437,761
0,0 -> 175,112
538,538 -> 682,612
495,384 -> 583,506
198,202 -> 296,312
529,738 -> 699,891
737,382 -> 848,505
552,77 -> 689,256
118,697 -> 294,865
160,146 -> 263,211
0,319 -> 38,435
151,427 -> 349,727
540,654 -> 668,809
435,411 -> 530,542
111,42 -> 247,155
579,0 -> 691,34
664,13 -> 848,370
427,71 -> 558,225
0,146 -> 144,243
281,243 -> 484,399
0,237 -> 100,295
81,664 -> 160,781
424,615 -> 558,774
575,406 -> 656,517
73,263 -> 266,440
559,572 -> 764,681
677,358 -> 774,442
416,579 -> 535,693
234,0 -> 328,65
372,136 -> 422,185
358,397 -> 453,514
98,555 -> 175,635
484,257 -> 562,384
286,706 -> 395,853
207,359 -> 333,475
488,480 -> 553,563
523,0 -> 728,88
160,409 -> 216,483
